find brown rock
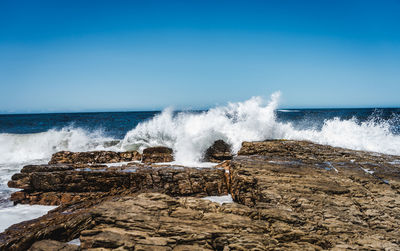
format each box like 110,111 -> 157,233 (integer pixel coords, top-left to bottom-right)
0,202 -> 93,251
142,146 -> 174,163
8,163 -> 227,205
203,140 -> 233,162
230,140 -> 400,249
29,240 -> 79,251
79,193 -> 273,250
48,150 -> 141,165
3,140 -> 400,250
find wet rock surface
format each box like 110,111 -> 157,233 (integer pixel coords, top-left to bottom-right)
203,140 -> 233,163
8,163 -> 227,205
142,146 -> 174,163
49,151 -> 141,164
0,200 -> 94,251
2,140 -> 400,250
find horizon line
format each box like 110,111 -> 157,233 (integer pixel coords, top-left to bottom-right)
1,106 -> 400,116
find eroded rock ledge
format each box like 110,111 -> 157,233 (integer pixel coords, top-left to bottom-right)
48,150 -> 142,165
1,140 -> 400,250
8,163 -> 227,205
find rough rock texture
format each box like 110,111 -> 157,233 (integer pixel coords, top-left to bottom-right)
49,151 -> 141,164
142,146 -> 174,163
29,240 -> 79,251
0,199 -> 94,251
8,164 -> 227,205
203,140 -> 233,163
80,193 -> 275,250
2,140 -> 400,250
232,140 -> 400,249
238,140 -> 400,165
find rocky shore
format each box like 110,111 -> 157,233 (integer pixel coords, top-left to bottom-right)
1,140 -> 400,250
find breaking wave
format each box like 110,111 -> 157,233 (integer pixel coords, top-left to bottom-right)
0,127 -> 118,164
1,92 -> 399,166
121,92 -> 400,165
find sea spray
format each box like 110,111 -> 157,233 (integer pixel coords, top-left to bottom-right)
0,127 -> 120,209
0,93 -> 398,211
121,92 -> 284,165
285,116 -> 400,155
0,92 -> 399,167
0,127 -> 118,164
121,92 -> 400,165
3,94 -> 398,230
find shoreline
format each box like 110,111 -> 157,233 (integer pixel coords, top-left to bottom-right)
1,140 -> 399,250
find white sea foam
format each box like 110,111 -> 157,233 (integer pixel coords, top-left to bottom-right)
0,204 -> 57,232
360,167 -> 375,175
284,117 -> 400,156
0,128 -> 119,210
0,92 -> 400,229
67,238 -> 81,246
0,127 -> 116,229
0,127 -> 118,164
202,195 -> 234,205
121,92 -> 283,165
277,109 -> 300,112
1,93 -> 399,168
121,92 -> 400,165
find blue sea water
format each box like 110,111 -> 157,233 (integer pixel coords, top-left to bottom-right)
0,94 -> 399,231
1,108 -> 399,139
277,108 -> 400,134
0,111 -> 159,138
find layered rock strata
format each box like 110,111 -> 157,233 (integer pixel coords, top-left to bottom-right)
1,140 -> 400,250
229,140 -> 400,250
8,164 -> 227,205
142,146 -> 174,163
49,151 -> 142,164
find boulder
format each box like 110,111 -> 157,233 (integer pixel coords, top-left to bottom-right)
142,146 -> 173,163
203,140 -> 233,162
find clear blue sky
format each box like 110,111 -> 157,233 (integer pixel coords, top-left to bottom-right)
1,0 -> 400,113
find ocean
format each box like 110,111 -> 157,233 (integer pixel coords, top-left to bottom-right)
0,94 -> 400,231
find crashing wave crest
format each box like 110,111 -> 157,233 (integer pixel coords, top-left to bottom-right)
121,92 -> 400,165
1,92 -> 399,166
